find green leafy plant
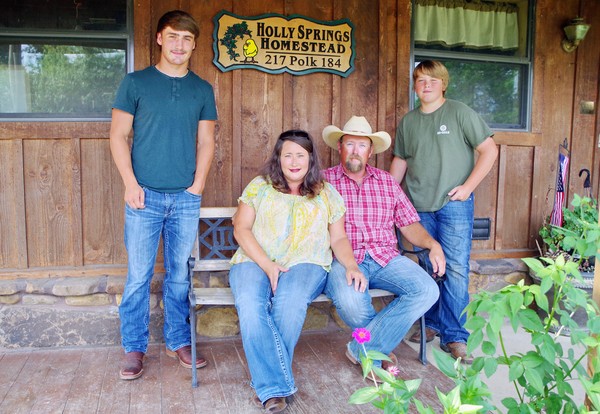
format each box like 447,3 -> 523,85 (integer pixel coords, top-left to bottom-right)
460,195 -> 600,413
348,328 -> 484,413
349,196 -> 600,413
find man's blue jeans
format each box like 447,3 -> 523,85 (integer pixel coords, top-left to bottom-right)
229,262 -> 326,403
119,188 -> 201,353
418,196 -> 474,346
325,254 -> 439,366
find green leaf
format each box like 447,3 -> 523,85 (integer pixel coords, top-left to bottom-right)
523,367 -> 544,393
434,348 -> 459,378
481,341 -> 496,356
509,292 -> 524,316
457,404 -> 485,413
464,315 -> 486,331
483,357 -> 498,377
485,323 -> 499,347
518,308 -> 544,331
447,385 -> 462,408
521,352 -> 544,368
489,311 -> 505,334
540,275 -> 553,294
414,399 -> 436,414
523,257 -> 544,273
366,350 -> 390,362
467,330 -> 484,355
348,386 -> 380,404
501,397 -> 518,409
508,361 -> 525,381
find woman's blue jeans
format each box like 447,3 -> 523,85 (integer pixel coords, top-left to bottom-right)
325,254 -> 439,366
418,196 -> 474,345
119,188 -> 201,353
229,262 -> 326,403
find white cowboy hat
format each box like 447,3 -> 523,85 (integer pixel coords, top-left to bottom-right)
322,116 -> 391,154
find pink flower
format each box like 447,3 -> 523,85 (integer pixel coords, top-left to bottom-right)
352,328 -> 371,344
387,365 -> 400,377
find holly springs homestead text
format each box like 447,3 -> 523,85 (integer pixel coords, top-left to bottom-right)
256,22 -> 350,54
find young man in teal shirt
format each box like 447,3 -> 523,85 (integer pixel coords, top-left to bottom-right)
390,60 -> 497,363
110,10 -> 217,380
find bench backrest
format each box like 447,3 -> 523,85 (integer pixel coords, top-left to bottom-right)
192,207 -> 238,272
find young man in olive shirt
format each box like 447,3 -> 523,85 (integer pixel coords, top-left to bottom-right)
390,60 -> 497,363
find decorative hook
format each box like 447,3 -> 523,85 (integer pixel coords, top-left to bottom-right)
579,168 -> 591,188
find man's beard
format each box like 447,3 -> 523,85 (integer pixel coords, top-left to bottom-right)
345,156 -> 364,173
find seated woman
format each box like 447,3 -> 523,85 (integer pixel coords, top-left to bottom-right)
229,130 -> 364,413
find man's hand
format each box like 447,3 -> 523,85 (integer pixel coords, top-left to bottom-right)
447,185 -> 472,201
346,267 -> 367,292
125,184 -> 145,209
428,243 -> 446,276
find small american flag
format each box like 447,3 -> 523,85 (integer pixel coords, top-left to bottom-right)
550,151 -> 569,226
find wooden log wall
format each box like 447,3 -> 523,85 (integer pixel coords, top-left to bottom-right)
0,0 -> 598,278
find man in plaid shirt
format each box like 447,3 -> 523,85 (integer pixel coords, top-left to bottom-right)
322,116 -> 445,378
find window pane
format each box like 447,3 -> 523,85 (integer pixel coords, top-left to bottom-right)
415,59 -> 527,129
0,39 -> 126,118
1,0 -> 127,32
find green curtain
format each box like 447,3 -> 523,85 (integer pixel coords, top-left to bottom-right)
414,0 -> 519,51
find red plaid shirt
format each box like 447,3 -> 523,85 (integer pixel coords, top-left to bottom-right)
323,164 -> 420,266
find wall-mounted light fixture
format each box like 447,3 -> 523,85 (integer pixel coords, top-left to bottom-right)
562,17 -> 591,53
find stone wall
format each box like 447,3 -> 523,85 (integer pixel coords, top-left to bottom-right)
0,259 -> 528,348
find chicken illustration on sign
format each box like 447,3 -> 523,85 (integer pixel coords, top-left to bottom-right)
212,10 -> 355,77
243,39 -> 258,63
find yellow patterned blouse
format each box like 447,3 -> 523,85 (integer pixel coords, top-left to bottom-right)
230,176 -> 346,271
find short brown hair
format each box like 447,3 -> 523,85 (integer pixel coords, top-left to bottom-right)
414,60 -> 449,95
156,10 -> 200,40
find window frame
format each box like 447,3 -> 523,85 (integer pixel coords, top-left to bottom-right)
0,0 -> 133,122
411,0 -> 536,132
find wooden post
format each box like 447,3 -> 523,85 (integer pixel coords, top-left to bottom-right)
587,213 -> 600,409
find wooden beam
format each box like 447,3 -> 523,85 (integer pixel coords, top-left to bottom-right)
492,131 -> 543,147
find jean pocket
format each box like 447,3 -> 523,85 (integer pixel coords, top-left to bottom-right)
184,190 -> 202,199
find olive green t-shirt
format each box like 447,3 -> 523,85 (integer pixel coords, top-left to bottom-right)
394,99 -> 493,212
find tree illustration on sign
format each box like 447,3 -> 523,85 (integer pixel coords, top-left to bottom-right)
220,22 -> 252,61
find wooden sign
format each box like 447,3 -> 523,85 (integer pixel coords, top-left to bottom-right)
212,10 -> 355,77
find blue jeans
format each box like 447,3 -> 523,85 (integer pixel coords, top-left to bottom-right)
418,196 -> 474,345
119,188 -> 201,353
325,254 -> 439,366
230,262 -> 326,403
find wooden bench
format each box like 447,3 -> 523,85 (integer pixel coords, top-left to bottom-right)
186,207 -> 394,388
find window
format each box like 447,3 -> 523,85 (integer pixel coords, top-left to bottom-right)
0,0 -> 131,120
412,0 -> 534,130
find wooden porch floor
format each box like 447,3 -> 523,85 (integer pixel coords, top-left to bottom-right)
0,330 -> 454,413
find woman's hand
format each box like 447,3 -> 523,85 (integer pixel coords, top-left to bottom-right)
233,202 -> 288,291
263,261 -> 289,293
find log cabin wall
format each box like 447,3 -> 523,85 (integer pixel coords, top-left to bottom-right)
0,0 -> 598,278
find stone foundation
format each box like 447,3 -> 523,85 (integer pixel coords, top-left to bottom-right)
0,259 -> 528,348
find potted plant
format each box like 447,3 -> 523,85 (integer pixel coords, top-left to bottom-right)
538,194 -> 597,270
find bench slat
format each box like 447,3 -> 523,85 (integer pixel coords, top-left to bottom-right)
192,287 -> 393,305
194,260 -> 231,272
